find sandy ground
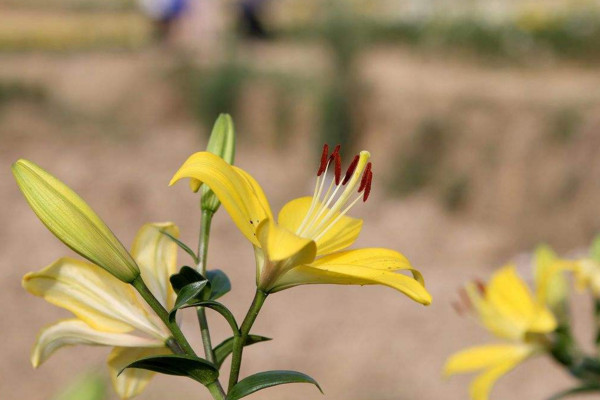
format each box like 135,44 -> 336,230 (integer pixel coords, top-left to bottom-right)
1,44 -> 600,400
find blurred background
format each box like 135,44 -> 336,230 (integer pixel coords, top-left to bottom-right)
2,0 -> 600,398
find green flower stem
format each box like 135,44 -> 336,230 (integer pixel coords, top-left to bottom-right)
594,299 -> 600,349
207,381 -> 226,400
131,275 -> 196,356
197,210 -> 213,272
228,289 -> 268,390
196,209 -> 216,364
165,337 -> 184,354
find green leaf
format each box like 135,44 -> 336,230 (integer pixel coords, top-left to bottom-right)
226,370 -> 322,400
160,230 -> 199,264
173,300 -> 239,332
548,384 -> 600,400
52,373 -> 107,400
206,269 -> 231,299
213,335 -> 271,369
591,235 -> 600,263
119,354 -> 218,385
172,280 -> 209,311
170,266 -> 205,294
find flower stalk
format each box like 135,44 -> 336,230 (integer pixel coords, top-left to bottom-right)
229,289 -> 268,390
197,209 -> 217,364
131,275 -> 196,356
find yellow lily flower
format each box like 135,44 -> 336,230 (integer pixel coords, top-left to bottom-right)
23,222 -> 179,399
533,244 -> 571,310
444,265 -> 557,400
572,236 -> 600,297
170,145 -> 431,305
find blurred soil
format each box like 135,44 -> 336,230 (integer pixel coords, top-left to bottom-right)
2,35 -> 600,400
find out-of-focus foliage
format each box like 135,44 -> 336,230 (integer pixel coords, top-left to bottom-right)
0,12 -> 151,52
52,373 -> 107,400
175,60 -> 249,133
275,1 -> 600,61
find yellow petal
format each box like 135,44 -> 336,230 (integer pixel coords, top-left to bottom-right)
107,346 -> 170,399
12,159 -> 139,282
444,343 -> 533,377
534,244 -> 568,308
278,197 -> 363,255
487,266 -> 556,334
23,257 -> 167,338
31,319 -> 164,368
256,219 -> 317,264
169,152 -> 272,246
469,349 -> 532,400
272,250 -> 431,305
130,223 -> 179,309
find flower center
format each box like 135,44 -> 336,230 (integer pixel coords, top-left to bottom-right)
295,144 -> 372,242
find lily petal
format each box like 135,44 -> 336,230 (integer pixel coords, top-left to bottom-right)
130,223 -> 179,309
470,350 -> 532,400
169,152 -> 272,246
272,251 -> 431,305
107,346 -> 170,399
486,266 -> 556,334
534,245 -> 568,308
23,257 -> 166,338
444,343 -> 533,377
32,319 -> 164,368
278,197 -> 363,255
256,219 -> 317,264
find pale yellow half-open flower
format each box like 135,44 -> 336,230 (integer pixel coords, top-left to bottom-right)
170,145 -> 431,305
23,222 -> 179,399
444,265 -> 557,400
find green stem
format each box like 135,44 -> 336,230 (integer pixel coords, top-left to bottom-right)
207,381 -> 226,400
594,299 -> 600,350
165,337 -> 184,354
197,210 -> 213,272
131,276 -> 196,356
196,209 -> 216,363
228,289 -> 268,390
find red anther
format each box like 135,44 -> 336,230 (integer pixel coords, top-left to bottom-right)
342,155 -> 359,185
317,144 -> 330,176
452,301 -> 465,316
474,279 -> 486,295
334,152 -> 342,185
358,162 -> 372,193
362,170 -> 372,202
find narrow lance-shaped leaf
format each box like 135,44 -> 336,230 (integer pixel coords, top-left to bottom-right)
170,300 -> 239,333
226,370 -> 323,400
12,159 -> 139,283
548,384 -> 600,400
171,280 -> 209,312
213,335 -> 271,369
119,354 -> 219,386
160,230 -> 199,265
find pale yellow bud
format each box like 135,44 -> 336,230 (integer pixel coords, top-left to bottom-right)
12,159 -> 140,283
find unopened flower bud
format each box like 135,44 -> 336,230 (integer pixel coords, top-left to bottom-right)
200,114 -> 236,213
12,159 -> 140,283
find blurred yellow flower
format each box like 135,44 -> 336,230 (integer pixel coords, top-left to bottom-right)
23,223 -> 179,399
170,145 -> 431,305
573,236 -> 600,296
444,265 -> 557,400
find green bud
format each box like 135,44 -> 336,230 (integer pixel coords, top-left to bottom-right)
200,114 -> 236,213
12,159 -> 140,283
